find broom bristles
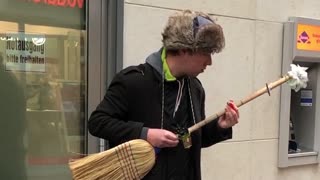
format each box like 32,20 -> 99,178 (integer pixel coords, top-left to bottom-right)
69,139 -> 155,180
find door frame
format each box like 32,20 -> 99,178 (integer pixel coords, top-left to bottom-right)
86,0 -> 124,154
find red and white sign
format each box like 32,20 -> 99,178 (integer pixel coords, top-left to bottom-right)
20,0 -> 84,9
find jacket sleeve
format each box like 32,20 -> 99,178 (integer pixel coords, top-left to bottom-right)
88,72 -> 144,145
200,87 -> 233,148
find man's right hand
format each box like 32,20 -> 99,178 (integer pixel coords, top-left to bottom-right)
147,128 -> 179,148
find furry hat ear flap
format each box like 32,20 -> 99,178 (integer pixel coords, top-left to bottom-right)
162,10 -> 225,54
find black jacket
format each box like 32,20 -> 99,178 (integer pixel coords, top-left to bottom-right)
88,50 -> 232,180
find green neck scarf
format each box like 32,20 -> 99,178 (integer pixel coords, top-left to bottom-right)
161,48 -> 176,81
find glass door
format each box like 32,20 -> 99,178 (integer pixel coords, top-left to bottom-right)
0,1 -> 86,179
23,25 -> 86,179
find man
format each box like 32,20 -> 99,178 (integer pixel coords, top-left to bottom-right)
88,10 -> 239,180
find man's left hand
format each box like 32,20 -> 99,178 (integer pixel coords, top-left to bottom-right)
218,100 -> 239,129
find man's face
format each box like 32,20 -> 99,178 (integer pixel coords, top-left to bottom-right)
181,52 -> 212,77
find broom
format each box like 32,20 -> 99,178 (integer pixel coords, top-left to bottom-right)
180,64 -> 309,148
69,139 -> 155,180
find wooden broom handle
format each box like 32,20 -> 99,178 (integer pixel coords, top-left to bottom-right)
188,75 -> 292,134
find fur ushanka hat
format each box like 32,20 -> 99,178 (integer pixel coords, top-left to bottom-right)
162,10 -> 225,54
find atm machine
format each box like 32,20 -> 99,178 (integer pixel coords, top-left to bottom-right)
279,17 -> 320,167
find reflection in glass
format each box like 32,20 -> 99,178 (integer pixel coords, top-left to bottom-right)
23,30 -> 86,179
0,1 -> 86,178
0,53 -> 27,179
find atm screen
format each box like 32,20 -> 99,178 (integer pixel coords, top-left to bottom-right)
296,23 -> 320,52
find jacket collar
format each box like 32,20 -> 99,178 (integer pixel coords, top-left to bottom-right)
145,48 -> 163,77
145,48 -> 177,81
